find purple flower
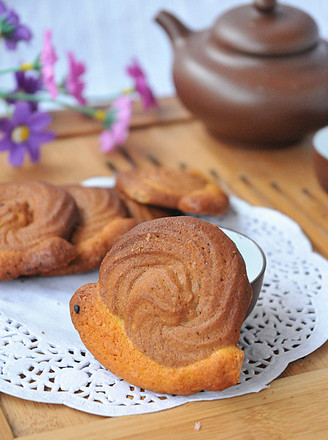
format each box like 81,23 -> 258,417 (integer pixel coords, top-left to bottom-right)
66,51 -> 86,105
0,1 -> 32,50
40,30 -> 58,99
7,71 -> 43,111
0,102 -> 55,167
126,59 -> 157,110
99,96 -> 133,153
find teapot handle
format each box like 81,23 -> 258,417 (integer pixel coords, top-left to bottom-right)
254,0 -> 276,13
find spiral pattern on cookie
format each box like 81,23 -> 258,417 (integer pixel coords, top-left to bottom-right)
99,216 -> 251,368
63,185 -> 129,244
0,180 -> 78,251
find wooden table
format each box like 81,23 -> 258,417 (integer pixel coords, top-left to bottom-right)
0,97 -> 327,440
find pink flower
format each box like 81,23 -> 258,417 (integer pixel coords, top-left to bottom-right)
126,59 -> 144,79
126,59 -> 157,110
99,96 -> 133,153
66,51 -> 86,105
40,30 -> 58,99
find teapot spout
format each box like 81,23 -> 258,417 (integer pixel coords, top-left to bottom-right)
155,10 -> 190,47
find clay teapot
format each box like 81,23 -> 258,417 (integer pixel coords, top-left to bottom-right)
155,0 -> 328,148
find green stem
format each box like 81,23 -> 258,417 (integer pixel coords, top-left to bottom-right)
89,88 -> 133,103
0,66 -> 23,75
0,90 -> 98,118
0,57 -> 41,75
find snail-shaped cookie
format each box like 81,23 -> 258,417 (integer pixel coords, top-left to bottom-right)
46,185 -> 136,275
0,180 -> 78,280
115,167 -> 229,215
70,216 -> 251,395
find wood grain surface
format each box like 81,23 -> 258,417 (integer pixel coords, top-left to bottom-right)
0,96 -> 327,439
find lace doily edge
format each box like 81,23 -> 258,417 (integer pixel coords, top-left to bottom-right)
1,326 -> 327,418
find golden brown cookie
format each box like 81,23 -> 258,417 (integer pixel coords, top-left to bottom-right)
70,216 -> 252,395
0,180 -> 78,280
118,191 -> 181,223
45,185 -> 136,275
115,167 -> 229,215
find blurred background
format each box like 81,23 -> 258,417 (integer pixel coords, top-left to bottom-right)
2,0 -> 328,101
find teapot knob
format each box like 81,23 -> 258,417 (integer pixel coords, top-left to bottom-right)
254,0 -> 276,13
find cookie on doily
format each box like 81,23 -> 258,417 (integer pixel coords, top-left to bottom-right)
115,167 -> 229,215
0,180 -> 78,280
45,185 -> 136,276
70,216 -> 252,395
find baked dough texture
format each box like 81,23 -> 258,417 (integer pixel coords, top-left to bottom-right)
70,216 -> 252,395
0,180 -> 78,280
119,191 -> 181,223
46,185 -> 136,275
115,167 -> 229,215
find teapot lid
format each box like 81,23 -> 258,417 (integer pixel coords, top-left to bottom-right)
212,0 -> 319,56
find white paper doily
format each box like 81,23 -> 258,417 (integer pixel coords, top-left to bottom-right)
0,177 -> 327,417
